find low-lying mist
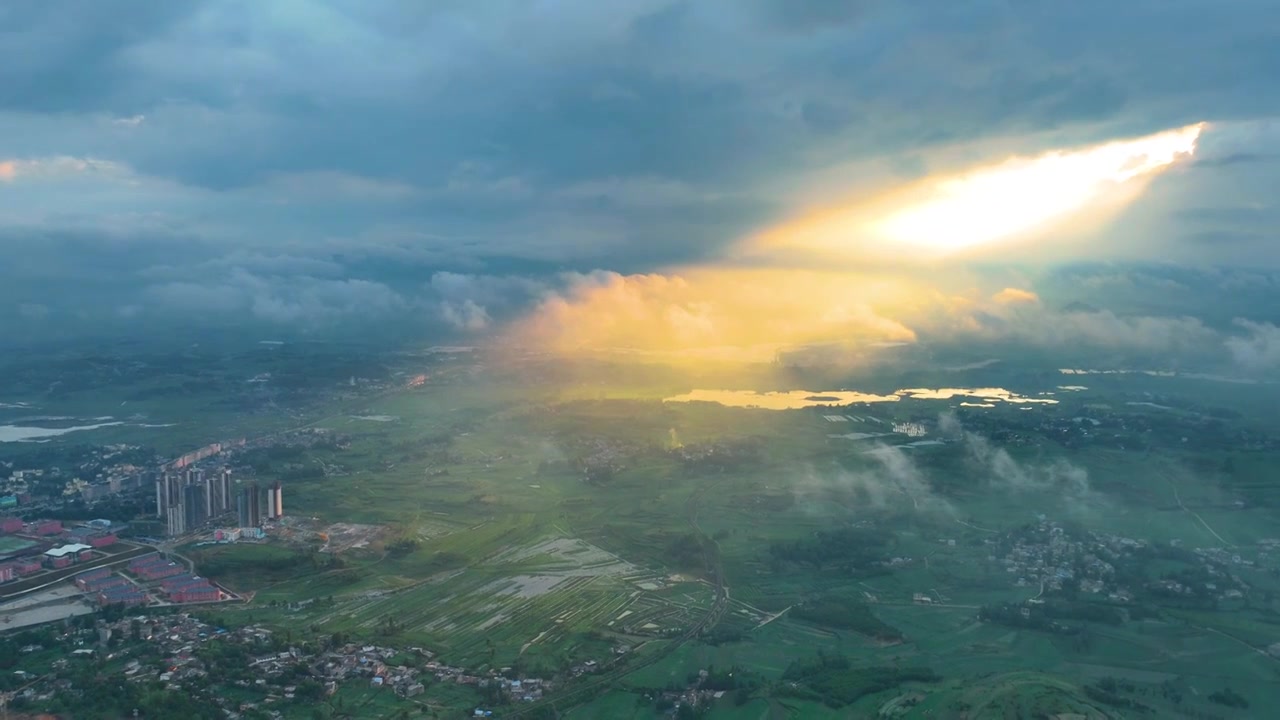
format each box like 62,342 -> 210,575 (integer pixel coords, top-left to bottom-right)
938,412 -> 1103,515
790,413 -> 1104,521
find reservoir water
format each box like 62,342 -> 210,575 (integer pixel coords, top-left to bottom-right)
663,387 -> 1057,409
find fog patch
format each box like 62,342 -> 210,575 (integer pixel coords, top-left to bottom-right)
790,444 -> 953,517
939,412 -> 1102,515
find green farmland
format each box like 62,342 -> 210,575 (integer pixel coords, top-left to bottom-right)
147,360 -> 1280,718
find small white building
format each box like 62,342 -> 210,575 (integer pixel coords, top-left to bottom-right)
44,543 -> 93,558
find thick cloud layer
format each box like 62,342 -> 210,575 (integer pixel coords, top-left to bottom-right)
1,1 -> 1278,346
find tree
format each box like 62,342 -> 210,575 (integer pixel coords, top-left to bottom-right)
297,679 -> 325,702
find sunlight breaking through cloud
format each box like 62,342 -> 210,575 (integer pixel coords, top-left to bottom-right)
509,123 -> 1216,361
875,123 -> 1205,252
750,122 -> 1205,262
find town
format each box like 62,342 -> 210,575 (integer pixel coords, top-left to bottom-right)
0,432 -> 308,639
1,460 -> 289,597
2,610 -> 569,719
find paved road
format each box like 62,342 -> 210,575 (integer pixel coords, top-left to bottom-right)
1168,478 -> 1232,547
0,543 -> 154,602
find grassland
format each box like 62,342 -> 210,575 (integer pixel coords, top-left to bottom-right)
0,535 -> 37,556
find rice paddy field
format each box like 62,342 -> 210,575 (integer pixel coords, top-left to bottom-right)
217,523 -> 721,667
311,540 -> 710,667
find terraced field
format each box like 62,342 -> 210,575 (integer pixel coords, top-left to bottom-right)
291,534 -> 717,667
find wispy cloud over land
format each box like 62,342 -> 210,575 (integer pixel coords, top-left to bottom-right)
938,413 -> 1101,515
1225,319 -> 1280,371
789,415 -> 1100,522
790,445 -> 953,518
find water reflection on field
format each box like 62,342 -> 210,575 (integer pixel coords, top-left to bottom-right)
662,389 -> 897,409
663,387 -> 1057,409
896,387 -> 1057,404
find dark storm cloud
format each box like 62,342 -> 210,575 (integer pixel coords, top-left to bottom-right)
2,0 -> 1280,339
0,0 -> 202,114
8,0 -> 1278,191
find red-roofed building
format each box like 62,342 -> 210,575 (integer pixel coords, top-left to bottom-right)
172,587 -> 220,603
75,567 -> 112,584
97,587 -> 148,607
31,520 -> 62,536
78,574 -> 127,592
133,562 -> 183,580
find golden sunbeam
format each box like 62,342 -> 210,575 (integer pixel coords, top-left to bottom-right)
751,122 -> 1205,260
876,123 -> 1204,251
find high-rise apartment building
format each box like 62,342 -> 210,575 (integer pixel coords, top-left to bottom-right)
217,469 -> 233,514
183,483 -> 206,531
203,474 -> 215,518
156,468 -> 234,536
237,483 -> 262,529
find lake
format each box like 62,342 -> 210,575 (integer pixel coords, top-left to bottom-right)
0,421 -> 125,443
663,387 -> 1057,409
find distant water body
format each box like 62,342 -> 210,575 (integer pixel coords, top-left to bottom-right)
0,421 -> 125,443
1060,369 -> 1264,384
663,387 -> 1057,409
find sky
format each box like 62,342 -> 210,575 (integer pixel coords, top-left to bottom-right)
2,0 -> 1279,365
